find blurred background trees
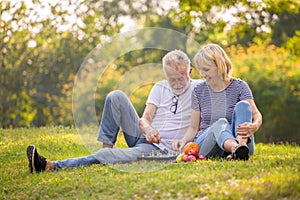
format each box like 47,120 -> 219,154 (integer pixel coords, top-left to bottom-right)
1,0 -> 299,143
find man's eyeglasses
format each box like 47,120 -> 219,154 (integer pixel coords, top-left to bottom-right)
170,95 -> 179,114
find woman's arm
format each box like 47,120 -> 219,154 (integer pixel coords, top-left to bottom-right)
172,110 -> 201,152
237,99 -> 263,137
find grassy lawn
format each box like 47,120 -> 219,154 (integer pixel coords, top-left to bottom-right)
1,127 -> 299,199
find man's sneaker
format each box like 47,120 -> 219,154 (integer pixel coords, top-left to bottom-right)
26,145 -> 47,173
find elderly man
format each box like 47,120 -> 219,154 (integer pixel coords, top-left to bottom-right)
27,50 -> 202,172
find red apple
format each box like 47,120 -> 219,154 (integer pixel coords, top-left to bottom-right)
187,154 -> 197,162
182,154 -> 189,162
188,149 -> 199,158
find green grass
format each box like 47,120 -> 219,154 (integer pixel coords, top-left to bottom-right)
1,127 -> 299,199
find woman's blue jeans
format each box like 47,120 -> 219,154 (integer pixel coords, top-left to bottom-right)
194,101 -> 255,157
54,90 -> 158,169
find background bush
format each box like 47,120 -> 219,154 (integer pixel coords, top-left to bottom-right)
1,0 -> 299,144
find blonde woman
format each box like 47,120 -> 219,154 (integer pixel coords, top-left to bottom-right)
172,44 -> 262,160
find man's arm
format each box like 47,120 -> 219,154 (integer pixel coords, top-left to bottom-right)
139,103 -> 161,144
172,110 -> 200,152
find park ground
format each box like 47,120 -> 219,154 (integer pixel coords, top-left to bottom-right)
1,127 -> 299,199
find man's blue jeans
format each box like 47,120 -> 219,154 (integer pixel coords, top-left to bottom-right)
54,90 -> 158,169
194,101 -> 255,157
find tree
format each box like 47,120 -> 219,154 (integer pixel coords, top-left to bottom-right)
0,0 -> 123,127
172,0 -> 300,47
0,0 -> 166,127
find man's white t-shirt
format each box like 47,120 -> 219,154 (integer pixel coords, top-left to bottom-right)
146,79 -> 202,153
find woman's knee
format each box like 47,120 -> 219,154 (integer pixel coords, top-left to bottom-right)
234,100 -> 251,113
212,118 -> 230,132
215,118 -> 229,126
235,100 -> 251,109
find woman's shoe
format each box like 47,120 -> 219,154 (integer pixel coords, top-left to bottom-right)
226,145 -> 249,161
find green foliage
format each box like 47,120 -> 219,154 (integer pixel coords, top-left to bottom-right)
0,128 -> 299,199
228,44 -> 300,143
271,12 -> 300,47
285,30 -> 300,56
177,0 -> 300,47
1,0 -> 300,144
0,0 -> 124,127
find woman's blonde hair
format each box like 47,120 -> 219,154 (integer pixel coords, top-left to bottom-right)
194,44 -> 232,81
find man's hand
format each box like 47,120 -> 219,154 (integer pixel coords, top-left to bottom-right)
145,127 -> 161,144
139,103 -> 160,144
172,140 -> 185,152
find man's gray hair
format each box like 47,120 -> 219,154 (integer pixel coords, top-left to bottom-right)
162,50 -> 191,74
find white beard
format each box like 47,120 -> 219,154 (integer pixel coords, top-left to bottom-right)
172,81 -> 190,95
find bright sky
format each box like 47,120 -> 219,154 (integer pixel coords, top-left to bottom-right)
1,0 -> 271,38
2,0 -> 87,33
2,0 -> 178,33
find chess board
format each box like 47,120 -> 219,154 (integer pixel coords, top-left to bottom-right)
137,150 -> 178,162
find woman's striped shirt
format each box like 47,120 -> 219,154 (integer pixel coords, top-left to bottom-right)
192,78 -> 253,135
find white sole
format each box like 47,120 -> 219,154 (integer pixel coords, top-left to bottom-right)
31,145 -> 36,172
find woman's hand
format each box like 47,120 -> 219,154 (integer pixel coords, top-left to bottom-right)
172,140 -> 185,152
237,122 -> 257,138
171,110 -> 201,152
